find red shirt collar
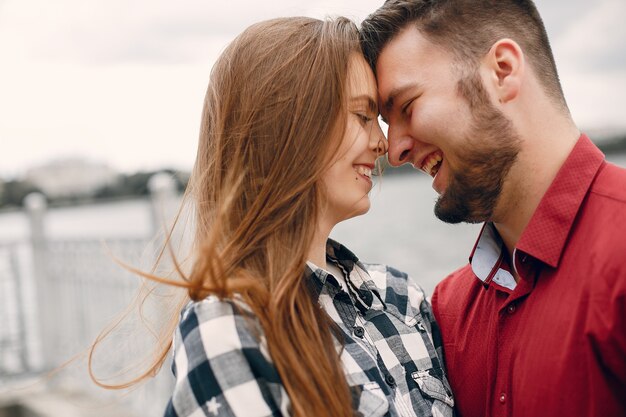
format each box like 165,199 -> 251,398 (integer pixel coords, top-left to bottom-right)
516,134 -> 605,268
468,134 -> 605,287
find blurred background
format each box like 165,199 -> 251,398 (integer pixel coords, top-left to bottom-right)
1,0 -> 625,416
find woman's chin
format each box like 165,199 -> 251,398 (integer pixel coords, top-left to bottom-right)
339,204 -> 371,224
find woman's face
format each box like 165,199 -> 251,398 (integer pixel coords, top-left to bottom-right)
320,54 -> 387,227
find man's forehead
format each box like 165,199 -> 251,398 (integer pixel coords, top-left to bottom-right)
375,31 -> 419,92
375,28 -> 452,104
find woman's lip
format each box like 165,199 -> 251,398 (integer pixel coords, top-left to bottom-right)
357,171 -> 373,183
353,165 -> 373,185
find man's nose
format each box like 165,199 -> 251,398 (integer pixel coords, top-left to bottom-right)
387,124 -> 416,167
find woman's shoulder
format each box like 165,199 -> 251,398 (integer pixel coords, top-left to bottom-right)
181,295 -> 254,324
176,295 -> 265,355
361,262 -> 426,297
360,262 -> 428,316
169,297 -> 287,416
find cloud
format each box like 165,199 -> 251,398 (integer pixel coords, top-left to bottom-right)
0,0 -> 382,66
552,0 -> 626,73
537,0 -> 593,37
537,0 -> 626,131
1,0 -> 624,179
562,71 -> 626,130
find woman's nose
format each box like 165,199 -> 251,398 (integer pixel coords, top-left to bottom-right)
371,121 -> 388,156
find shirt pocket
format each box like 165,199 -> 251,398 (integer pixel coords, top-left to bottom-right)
411,370 -> 455,408
352,381 -> 389,417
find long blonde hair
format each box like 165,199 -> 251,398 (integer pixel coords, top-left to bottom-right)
188,17 -> 359,416
92,16 -> 361,417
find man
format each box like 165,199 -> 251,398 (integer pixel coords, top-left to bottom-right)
360,1 -> 626,416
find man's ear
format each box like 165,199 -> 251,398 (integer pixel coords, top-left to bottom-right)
482,38 -> 524,104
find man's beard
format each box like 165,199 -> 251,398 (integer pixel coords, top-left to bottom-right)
434,72 -> 521,224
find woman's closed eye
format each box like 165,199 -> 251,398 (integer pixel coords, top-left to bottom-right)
354,112 -> 373,125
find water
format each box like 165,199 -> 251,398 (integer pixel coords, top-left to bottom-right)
0,179 -> 479,296
0,198 -> 152,242
1,151 -> 625,294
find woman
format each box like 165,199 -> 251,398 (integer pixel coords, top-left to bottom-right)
158,16 -> 453,417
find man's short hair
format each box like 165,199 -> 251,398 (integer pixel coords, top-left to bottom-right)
360,0 -> 567,108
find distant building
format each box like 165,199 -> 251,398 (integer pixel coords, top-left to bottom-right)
25,158 -> 120,199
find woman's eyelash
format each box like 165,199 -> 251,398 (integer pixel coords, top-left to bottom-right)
355,113 -> 372,124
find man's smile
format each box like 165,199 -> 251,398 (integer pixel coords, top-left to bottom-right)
420,151 -> 443,177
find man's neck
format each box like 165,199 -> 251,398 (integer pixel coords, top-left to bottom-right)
493,121 -> 580,261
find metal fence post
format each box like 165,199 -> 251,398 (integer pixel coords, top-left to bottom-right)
148,173 -> 178,237
24,192 -> 52,370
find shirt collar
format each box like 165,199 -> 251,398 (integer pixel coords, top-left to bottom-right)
469,222 -> 518,291
516,134 -> 605,268
468,134 -> 605,289
306,239 -> 383,313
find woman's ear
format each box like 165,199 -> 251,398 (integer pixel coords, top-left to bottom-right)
482,38 -> 525,104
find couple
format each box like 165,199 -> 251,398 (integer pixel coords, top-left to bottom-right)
161,1 -> 626,416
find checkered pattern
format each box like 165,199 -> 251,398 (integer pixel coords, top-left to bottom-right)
164,239 -> 454,417
164,296 -> 290,417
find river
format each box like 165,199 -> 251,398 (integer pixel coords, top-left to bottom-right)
2,152 -> 625,294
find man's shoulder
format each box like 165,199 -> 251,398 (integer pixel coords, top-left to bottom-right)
578,161 -> 626,254
590,161 -> 626,203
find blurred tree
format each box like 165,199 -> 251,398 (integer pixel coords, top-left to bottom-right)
94,169 -> 189,200
0,180 -> 43,208
0,169 -> 190,208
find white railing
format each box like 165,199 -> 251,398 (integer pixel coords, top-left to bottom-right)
0,241 -> 33,376
0,173 -> 183,416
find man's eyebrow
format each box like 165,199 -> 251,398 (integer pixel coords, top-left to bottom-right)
383,83 -> 421,115
350,95 -> 378,113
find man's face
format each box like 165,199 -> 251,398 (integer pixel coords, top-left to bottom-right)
376,26 -> 521,224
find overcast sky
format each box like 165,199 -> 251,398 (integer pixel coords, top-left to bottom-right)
1,0 -> 625,179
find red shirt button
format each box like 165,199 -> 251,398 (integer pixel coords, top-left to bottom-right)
507,304 -> 516,314
499,393 -> 506,404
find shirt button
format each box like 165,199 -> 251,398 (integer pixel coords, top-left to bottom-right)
499,393 -> 506,404
385,374 -> 396,387
353,326 -> 365,338
507,304 -> 516,314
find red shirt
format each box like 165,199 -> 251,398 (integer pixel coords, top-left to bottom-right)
431,135 -> 626,417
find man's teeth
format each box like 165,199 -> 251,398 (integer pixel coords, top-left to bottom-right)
356,166 -> 372,179
422,154 -> 443,177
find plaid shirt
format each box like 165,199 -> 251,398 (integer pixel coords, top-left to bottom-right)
164,239 -> 454,417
